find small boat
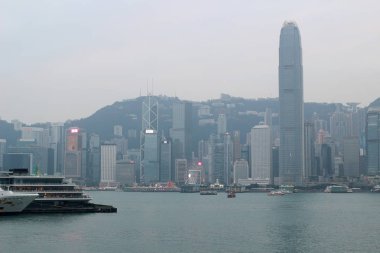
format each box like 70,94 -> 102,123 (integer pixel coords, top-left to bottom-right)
267,190 -> 285,196
227,191 -> 236,198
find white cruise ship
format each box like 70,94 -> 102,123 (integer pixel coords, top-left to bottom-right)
0,187 -> 38,214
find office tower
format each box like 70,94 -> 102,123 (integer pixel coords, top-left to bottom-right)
113,125 -> 123,137
127,149 -> 141,183
88,134 -> 101,186
8,144 -> 53,175
366,108 -> 380,175
241,144 -> 250,176
21,126 -> 49,148
175,159 -> 187,185
116,159 -> 136,185
111,137 -> 128,160
251,125 -> 271,184
272,146 -> 280,185
141,130 -> 159,183
330,109 -> 350,148
160,138 -> 172,182
232,131 -> 241,162
279,21 -> 304,186
223,133 -> 234,185
264,108 -> 272,126
213,142 -> 225,184
233,159 -> 249,184
170,102 -> 192,161
140,95 -> 159,184
100,144 -> 117,186
217,114 -> 227,136
0,139 -> 6,169
343,137 -> 359,177
3,153 -> 32,171
64,127 -> 86,179
304,122 -> 316,181
49,123 -> 65,175
319,137 -> 335,178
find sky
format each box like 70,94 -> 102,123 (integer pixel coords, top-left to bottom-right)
1,0 -> 379,124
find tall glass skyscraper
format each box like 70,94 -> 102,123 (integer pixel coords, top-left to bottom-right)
279,21 -> 305,186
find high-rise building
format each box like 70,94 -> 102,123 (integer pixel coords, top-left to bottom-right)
366,108 -> 380,175
175,159 -> 187,185
160,138 -> 171,182
170,102 -> 192,162
304,122 -> 316,181
278,21 -> 305,186
343,137 -> 359,177
233,159 -> 249,184
116,159 -> 135,185
100,144 -> 117,186
251,125 -> 271,184
330,109 -> 350,150
217,114 -> 227,136
0,139 -> 6,169
140,95 -> 159,184
141,130 -> 159,183
88,133 -> 101,185
64,127 -> 86,179
223,133 -> 234,185
113,125 -> 123,137
21,126 -> 50,148
49,123 -> 65,175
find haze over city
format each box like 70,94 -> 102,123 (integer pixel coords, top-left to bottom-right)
1,0 -> 379,123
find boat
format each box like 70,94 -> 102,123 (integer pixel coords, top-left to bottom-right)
371,185 -> 380,192
279,185 -> 295,193
200,190 -> 217,195
227,190 -> 236,198
0,187 -> 38,214
324,185 -> 352,193
0,169 -> 116,213
267,190 -> 286,196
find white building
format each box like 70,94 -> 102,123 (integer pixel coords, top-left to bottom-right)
100,144 -> 117,185
251,124 -> 271,184
233,159 -> 249,184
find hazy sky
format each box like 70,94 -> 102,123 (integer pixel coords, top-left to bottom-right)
1,0 -> 379,123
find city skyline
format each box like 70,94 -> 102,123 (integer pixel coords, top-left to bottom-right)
1,1 -> 380,123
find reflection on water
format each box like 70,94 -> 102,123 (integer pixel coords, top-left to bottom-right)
1,192 -> 380,253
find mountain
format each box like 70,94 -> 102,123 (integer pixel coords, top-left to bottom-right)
0,95 -> 344,150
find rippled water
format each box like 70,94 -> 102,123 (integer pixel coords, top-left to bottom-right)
1,192 -> 380,253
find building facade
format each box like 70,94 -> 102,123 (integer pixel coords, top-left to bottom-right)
251,125 -> 271,184
278,21 -> 305,186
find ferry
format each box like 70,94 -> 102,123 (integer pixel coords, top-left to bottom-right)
371,185 -> 380,192
200,190 -> 217,195
0,169 -> 116,213
324,185 -> 353,193
0,187 -> 38,214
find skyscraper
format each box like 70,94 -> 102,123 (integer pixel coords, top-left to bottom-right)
100,144 -> 117,187
251,124 -> 271,184
170,102 -> 192,162
279,21 -> 305,186
140,95 -> 159,184
366,108 -> 380,176
64,127 -> 86,179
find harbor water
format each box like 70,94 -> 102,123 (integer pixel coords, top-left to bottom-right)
1,192 -> 380,253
